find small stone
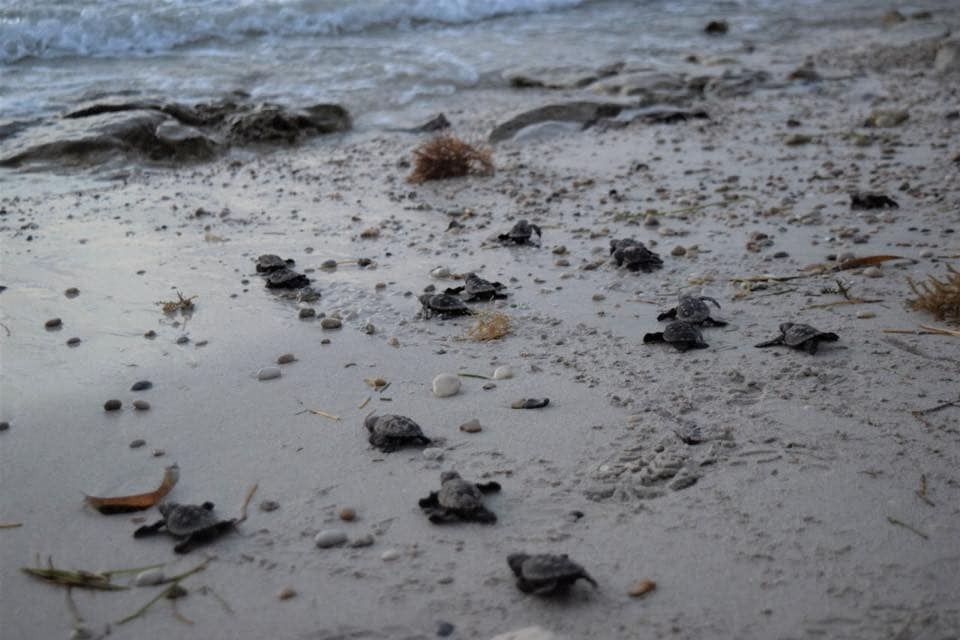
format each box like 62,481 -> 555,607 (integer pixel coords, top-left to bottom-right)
0,421 -> 9,432
314,529 -> 348,548
259,500 -> 280,512
277,353 -> 297,364
277,587 -> 297,600
134,568 -> 166,587
338,507 -> 356,522
299,308 -> 316,319
551,245 -> 567,255
629,579 -> 657,598
363,322 -> 376,335
258,366 -> 282,381
644,214 -> 660,227
175,335 -> 189,345
489,627 -> 559,640
592,293 -> 606,301
64,288 -> 80,298
671,245 -> 687,257
165,584 -> 188,600
45,318 -> 62,329
482,382 -> 496,390
492,366 -> 513,380
862,266 -> 882,278
151,449 -> 165,457
511,398 -> 550,409
381,549 -> 400,561
784,134 -> 811,146
856,310 -> 876,319
360,227 -> 380,239
66,337 -> 82,347
321,259 -> 338,270
437,621 -> 455,637
350,534 -> 375,548
460,419 -> 482,433
704,19 -> 728,34
430,266 -> 450,279
320,317 -> 342,330
129,439 -> 146,449
133,400 -> 150,411
375,282 -> 387,290
104,399 -> 122,411
919,249 -> 935,259
387,336 -> 400,347
423,447 -> 444,461
432,373 -> 461,397
130,380 -> 152,391
144,330 -> 157,339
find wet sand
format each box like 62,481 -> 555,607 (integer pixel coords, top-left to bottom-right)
2,15 -> 960,640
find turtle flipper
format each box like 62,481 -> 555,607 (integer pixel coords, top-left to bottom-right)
643,332 -> 665,344
820,332 -> 840,342
443,286 -> 465,296
755,337 -> 784,348
657,308 -> 677,321
465,507 -> 497,524
580,572 -> 599,589
703,317 -> 728,327
173,520 -> 235,554
133,519 -> 166,538
515,578 -> 537,594
418,492 -> 440,509
804,340 -> 819,355
701,296 -> 721,309
427,509 -> 459,524
475,481 -> 502,494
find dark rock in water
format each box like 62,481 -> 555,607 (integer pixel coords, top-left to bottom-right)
489,102 -> 625,143
850,192 -> 899,209
704,20 -> 729,34
505,62 -> 625,90
400,113 -> 451,133
225,103 -> 351,145
131,380 -> 153,392
256,254 -> 294,273
265,268 -> 310,289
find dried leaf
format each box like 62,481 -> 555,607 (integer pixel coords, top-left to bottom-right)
22,566 -> 128,591
84,465 -> 180,514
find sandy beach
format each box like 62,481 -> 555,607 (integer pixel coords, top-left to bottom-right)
2,9 -> 960,640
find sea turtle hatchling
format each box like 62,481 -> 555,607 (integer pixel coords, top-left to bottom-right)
755,322 -> 839,354
498,219 -> 542,245
507,553 -> 598,595
643,320 -> 708,352
364,413 -> 432,452
133,502 -> 236,554
444,273 -> 507,301
419,293 -> 471,319
610,238 -> 663,272
657,294 -> 727,326
418,471 -> 502,524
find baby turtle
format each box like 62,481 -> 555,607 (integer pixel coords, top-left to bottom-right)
610,238 -> 663,272
643,320 -> 708,352
444,273 -> 507,301
364,413 -> 432,452
507,553 -> 598,595
498,219 -> 542,245
133,502 -> 236,554
418,471 -> 502,524
657,294 -> 727,326
755,322 -> 839,354
419,293 -> 471,319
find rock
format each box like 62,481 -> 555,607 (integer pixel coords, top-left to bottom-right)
320,259 -> 338,270
134,568 -> 165,587
338,507 -> 356,522
152,449 -> 165,457
298,308 -> 316,319
492,366 -> 513,380
880,10 -> 906,26
432,374 -> 461,397
320,317 -> 342,330
460,419 -> 483,433
129,439 -> 146,449
934,41 -> 960,75
489,102 -> 623,143
104,399 -> 122,411
629,579 -> 657,598
784,134 -> 812,146
360,227 -> 380,239
130,380 -> 152,391
144,330 -> 157,339
552,245 -> 567,255
175,335 -> 189,345
257,366 -> 282,381
363,322 -> 376,335
226,103 -> 351,145
489,627 -> 562,640
277,587 -> 297,600
511,398 -> 550,409
381,549 -> 400,561
66,337 -> 82,347
259,500 -> 280,512
671,245 -> 687,257
864,110 -> 909,128
314,529 -> 348,548
70,626 -> 94,640
430,266 -> 451,279
592,293 -> 606,301
856,310 -> 876,319
437,621 -> 456,637
423,448 -> 444,461
482,383 -> 496,390
387,336 -> 400,347
349,534 -> 375,548
863,267 -> 883,278
133,400 -> 150,411
0,422 -> 9,432
277,353 -> 297,364
44,318 -> 62,329
64,288 -> 80,298
644,214 -> 660,227
704,20 -> 728,34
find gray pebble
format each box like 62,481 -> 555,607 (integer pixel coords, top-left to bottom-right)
459,419 -> 482,433
175,335 -> 189,344
130,380 -> 152,391
277,353 -> 297,364
314,529 -> 348,548
144,330 -> 157,339
104,399 -> 122,411
920,249 -> 935,258
129,439 -> 146,449
45,318 -> 62,329
133,400 -> 150,411
863,266 -> 883,278
363,322 -> 376,335
321,259 -> 338,270
437,621 -> 455,637
0,421 -> 9,432
299,308 -> 316,319
381,548 -> 400,561
152,449 -> 165,457
259,500 -> 280,512
482,382 -> 497,390
66,337 -> 82,347
349,533 -> 375,548
64,288 -> 80,298
320,317 -> 342,330
258,366 -> 282,381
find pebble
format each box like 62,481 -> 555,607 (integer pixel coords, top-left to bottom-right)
364,322 -> 376,335
490,627 -> 559,640
360,227 -> 380,239
129,439 -> 146,449
856,310 -> 876,319
430,266 -> 450,279
671,245 -> 687,257
381,549 -> 400,561
387,336 -> 400,347
437,621 -> 456,637
920,249 -> 935,258
64,287 -> 80,298
551,245 -> 567,255
259,500 -> 280,512
511,398 -> 550,409
320,317 -> 342,330
144,330 -> 157,339
134,568 -> 166,587
644,214 -> 659,227
299,308 -> 316,319
0,421 -> 9,432
45,318 -> 62,329
375,282 -> 387,290
863,266 -> 882,278
175,335 -> 189,345
277,587 -> 297,600
460,418 -> 483,433
133,400 -> 150,411
492,366 -> 513,380
629,579 -> 657,598
432,373 -> 461,397
257,366 -> 282,381
314,529 -> 348,548
321,259 -> 338,270
130,380 -> 152,391
591,293 -> 606,301
423,447 -> 444,461
152,449 -> 165,457
104,399 -> 122,411
349,534 -> 375,548
482,382 -> 497,390
66,337 -> 82,347
277,353 -> 297,364
70,626 -> 93,640
338,507 -> 357,521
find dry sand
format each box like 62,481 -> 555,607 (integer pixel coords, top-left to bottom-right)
2,14 -> 960,640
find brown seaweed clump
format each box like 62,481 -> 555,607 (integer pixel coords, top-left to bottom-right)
408,134 -> 493,183
908,264 -> 960,323
465,311 -> 511,341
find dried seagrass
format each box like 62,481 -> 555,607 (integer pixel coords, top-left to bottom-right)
908,264 -> 960,323
408,135 -> 493,183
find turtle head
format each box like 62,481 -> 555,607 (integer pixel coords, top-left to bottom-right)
363,413 -> 379,432
779,322 -> 795,333
440,470 -> 461,483
507,553 -> 530,574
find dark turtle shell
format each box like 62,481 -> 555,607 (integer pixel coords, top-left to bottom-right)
508,553 -> 597,586
610,238 -> 662,272
159,502 -> 219,536
366,414 -> 426,439
674,295 -> 721,323
499,219 -> 542,244
265,268 -> 310,289
437,471 -> 484,510
663,320 -> 706,346
780,322 -> 825,346
420,293 -> 470,316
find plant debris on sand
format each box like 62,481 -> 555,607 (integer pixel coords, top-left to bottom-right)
156,290 -> 197,315
465,310 -> 511,341
408,134 -> 493,183
908,265 -> 960,323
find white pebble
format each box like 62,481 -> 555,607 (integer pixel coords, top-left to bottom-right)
492,366 -> 513,380
257,366 -> 282,381
423,447 -> 444,461
862,266 -> 882,278
314,530 -> 348,548
920,249 -> 934,258
430,266 -> 451,279
432,373 -> 461,397
134,568 -> 166,587
856,310 -> 876,319
381,549 -> 400,561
